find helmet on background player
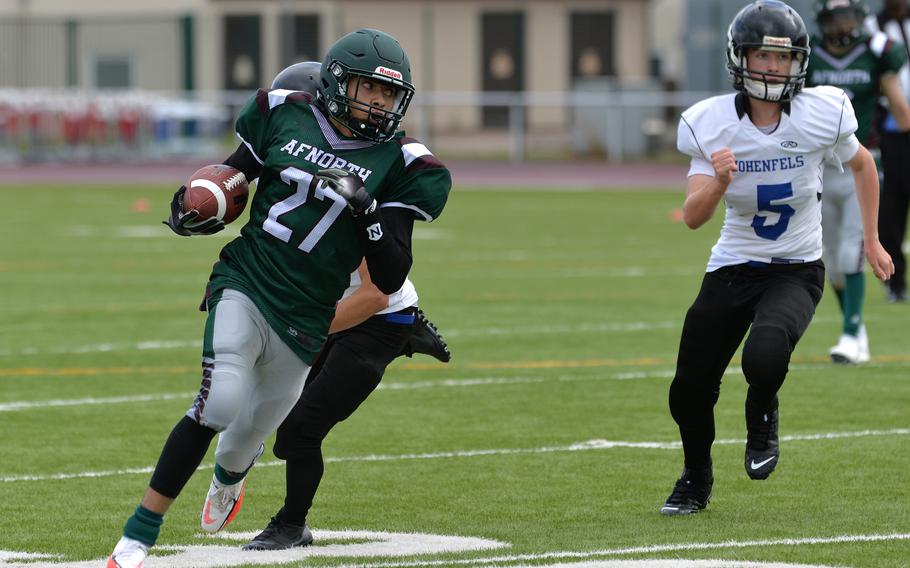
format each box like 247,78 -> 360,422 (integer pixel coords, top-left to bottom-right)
319,28 -> 415,143
727,0 -> 811,103
271,61 -> 322,96
815,0 -> 869,50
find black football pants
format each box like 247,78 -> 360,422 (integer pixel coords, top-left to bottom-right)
271,307 -> 417,525
878,132 -> 910,295
668,261 -> 824,470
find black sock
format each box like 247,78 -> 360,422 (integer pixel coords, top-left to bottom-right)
149,415 -> 218,498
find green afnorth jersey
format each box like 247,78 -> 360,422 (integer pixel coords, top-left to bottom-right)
208,89 -> 451,363
807,32 -> 907,146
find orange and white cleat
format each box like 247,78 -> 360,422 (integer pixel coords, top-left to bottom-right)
106,536 -> 148,568
200,476 -> 246,533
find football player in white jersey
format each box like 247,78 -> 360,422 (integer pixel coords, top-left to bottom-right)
660,0 -> 894,516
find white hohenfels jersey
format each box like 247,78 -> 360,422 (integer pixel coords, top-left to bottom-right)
678,86 -> 860,271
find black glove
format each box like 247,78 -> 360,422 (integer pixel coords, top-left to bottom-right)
162,186 -> 225,236
316,168 -> 377,217
399,309 -> 451,363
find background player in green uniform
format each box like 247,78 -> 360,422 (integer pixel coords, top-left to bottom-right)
105,29 -> 451,568
807,0 -> 910,363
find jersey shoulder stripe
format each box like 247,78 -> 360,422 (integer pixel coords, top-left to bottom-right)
870,31 -> 890,57
399,136 -> 446,172
253,88 -> 314,117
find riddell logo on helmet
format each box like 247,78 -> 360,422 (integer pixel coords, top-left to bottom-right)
375,66 -> 403,80
763,36 -> 793,48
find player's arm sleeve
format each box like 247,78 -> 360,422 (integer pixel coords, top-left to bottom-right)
222,142 -> 263,182
353,206 -> 413,294
677,116 -> 714,177
833,95 -> 861,163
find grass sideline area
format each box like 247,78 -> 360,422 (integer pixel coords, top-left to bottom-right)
0,185 -> 908,567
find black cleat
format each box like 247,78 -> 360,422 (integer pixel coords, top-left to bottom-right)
399,309 -> 451,363
660,466 -> 713,516
243,516 -> 313,551
745,399 -> 780,480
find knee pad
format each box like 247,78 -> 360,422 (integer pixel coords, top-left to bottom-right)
190,358 -> 249,432
742,325 -> 790,392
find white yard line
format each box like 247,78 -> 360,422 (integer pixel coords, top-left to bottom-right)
0,322 -> 677,356
328,533 -> 910,568
0,314 -> 855,357
0,392 -> 196,412
0,362 -> 873,412
2,428 -> 906,484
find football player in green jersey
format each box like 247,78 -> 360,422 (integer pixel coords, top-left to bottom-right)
106,30 -> 451,568
807,0 -> 910,364
232,61 -> 450,551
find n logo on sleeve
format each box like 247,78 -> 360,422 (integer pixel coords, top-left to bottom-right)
366,222 -> 383,241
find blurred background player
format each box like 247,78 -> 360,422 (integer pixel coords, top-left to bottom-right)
866,0 -> 910,303
105,28 -> 451,568
661,0 -> 893,516
807,0 -> 910,363
242,62 -> 451,551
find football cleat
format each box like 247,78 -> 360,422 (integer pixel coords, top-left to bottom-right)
745,400 -> 780,480
201,444 -> 264,533
201,476 -> 246,533
243,516 -> 314,550
660,465 -> 713,516
829,330 -> 869,364
885,288 -> 907,303
106,536 -> 148,568
857,325 -> 870,363
399,309 -> 451,363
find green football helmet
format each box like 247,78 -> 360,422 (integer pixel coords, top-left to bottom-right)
319,28 -> 415,143
815,0 -> 869,49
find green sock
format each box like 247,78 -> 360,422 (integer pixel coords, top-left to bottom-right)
214,462 -> 246,485
123,505 -> 163,547
842,272 -> 865,336
833,287 -> 845,313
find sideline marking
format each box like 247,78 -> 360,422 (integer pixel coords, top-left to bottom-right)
2,428 -> 906,483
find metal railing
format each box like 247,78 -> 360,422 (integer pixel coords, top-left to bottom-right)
0,89 -> 723,165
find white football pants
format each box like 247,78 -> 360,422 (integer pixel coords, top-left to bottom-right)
186,288 -> 310,473
821,164 -> 865,288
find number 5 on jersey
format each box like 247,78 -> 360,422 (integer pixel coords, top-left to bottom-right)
752,182 -> 795,241
264,167 -> 348,252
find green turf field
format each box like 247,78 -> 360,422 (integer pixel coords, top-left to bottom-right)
0,184 -> 908,568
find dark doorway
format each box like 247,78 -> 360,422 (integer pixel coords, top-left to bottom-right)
223,15 -> 261,90
281,14 -> 320,68
481,12 -> 524,128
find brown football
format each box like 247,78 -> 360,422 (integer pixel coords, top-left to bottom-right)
182,164 -> 249,224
